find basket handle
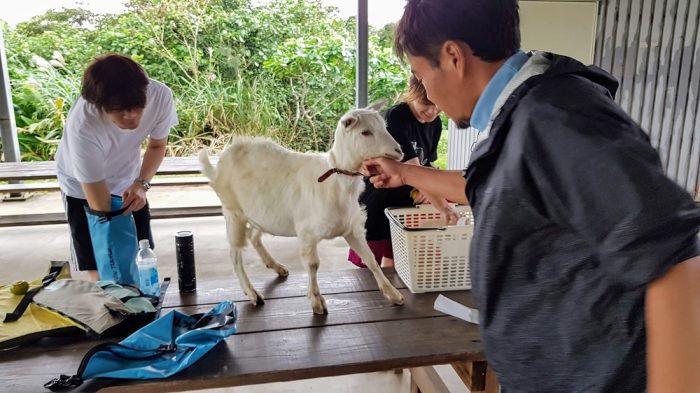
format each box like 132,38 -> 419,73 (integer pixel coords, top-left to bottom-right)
384,206 -> 449,232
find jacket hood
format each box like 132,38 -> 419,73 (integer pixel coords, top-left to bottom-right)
540,53 -> 619,98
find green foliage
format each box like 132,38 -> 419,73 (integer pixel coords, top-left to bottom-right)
4,0 -> 445,162
8,51 -> 81,161
434,115 -> 450,170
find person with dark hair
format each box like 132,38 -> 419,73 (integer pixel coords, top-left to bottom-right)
348,75 -> 456,268
56,53 -> 178,280
363,1 -> 700,392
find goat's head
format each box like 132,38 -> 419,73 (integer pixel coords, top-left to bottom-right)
330,107 -> 403,170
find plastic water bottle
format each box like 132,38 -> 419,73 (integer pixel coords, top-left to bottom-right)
136,239 -> 160,297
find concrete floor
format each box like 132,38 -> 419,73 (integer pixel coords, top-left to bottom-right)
0,187 -> 469,393
0,186 -> 354,283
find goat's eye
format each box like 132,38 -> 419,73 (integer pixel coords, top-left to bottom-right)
361,130 -> 372,136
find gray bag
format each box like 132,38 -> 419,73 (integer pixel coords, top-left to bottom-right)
32,279 -> 168,337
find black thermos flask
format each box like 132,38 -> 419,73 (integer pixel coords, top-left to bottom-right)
175,231 -> 197,292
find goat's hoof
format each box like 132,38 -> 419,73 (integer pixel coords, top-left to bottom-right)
248,290 -> 265,306
276,264 -> 289,277
311,296 -> 327,314
265,259 -> 289,277
383,288 -> 404,305
312,306 -> 328,315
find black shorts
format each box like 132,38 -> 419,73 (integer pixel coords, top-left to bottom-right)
62,193 -> 154,271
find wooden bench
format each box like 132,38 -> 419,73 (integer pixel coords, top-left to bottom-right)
0,156 -> 215,180
0,176 -> 211,194
0,156 -> 221,227
0,206 -> 223,227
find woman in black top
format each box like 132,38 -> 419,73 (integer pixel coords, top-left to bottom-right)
349,75 -> 457,268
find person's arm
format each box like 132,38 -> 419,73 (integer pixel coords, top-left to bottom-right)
81,180 -> 111,212
645,254 -> 700,393
138,137 -> 167,183
122,137 -> 167,213
363,157 -> 468,204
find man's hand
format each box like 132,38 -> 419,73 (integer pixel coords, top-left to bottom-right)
411,189 -> 427,204
362,157 -> 406,188
440,205 -> 460,225
122,182 -> 147,213
363,158 -> 469,205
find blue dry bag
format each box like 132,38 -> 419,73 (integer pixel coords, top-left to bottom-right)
44,301 -> 237,391
84,195 -> 139,286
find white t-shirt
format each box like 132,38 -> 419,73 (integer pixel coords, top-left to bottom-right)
56,79 -> 178,199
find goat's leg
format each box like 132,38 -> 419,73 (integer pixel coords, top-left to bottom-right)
344,232 -> 404,305
299,238 -> 327,314
224,210 -> 264,306
247,228 -> 289,277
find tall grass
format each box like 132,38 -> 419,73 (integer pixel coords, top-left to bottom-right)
9,53 -> 451,165
12,56 -> 80,161
5,1 -> 452,164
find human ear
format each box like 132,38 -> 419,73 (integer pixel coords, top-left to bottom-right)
442,40 -> 471,74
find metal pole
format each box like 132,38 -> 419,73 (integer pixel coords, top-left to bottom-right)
356,0 -> 368,108
0,29 -> 20,163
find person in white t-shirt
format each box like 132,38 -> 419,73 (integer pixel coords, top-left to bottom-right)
56,53 -> 178,279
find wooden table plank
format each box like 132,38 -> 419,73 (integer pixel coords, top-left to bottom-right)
172,290 -> 476,335
162,268 -> 408,308
0,289 -> 476,362
105,317 -> 483,393
0,317 -> 482,393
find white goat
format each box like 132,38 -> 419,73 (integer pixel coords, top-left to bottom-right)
199,107 -> 405,314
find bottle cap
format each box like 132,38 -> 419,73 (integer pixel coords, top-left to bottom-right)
139,239 -> 151,249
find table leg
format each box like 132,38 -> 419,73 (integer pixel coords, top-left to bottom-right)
483,367 -> 499,393
451,360 -> 499,393
409,366 -> 450,393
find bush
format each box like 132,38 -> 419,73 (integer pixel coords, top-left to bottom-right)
4,0 -> 447,162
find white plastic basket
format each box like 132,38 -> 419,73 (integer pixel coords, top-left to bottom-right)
385,204 -> 473,293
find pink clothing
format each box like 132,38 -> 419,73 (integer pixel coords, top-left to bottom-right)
347,240 -> 394,268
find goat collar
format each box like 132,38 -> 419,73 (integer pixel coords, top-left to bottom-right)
317,168 -> 363,182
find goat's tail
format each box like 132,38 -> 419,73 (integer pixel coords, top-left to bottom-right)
198,149 -> 217,183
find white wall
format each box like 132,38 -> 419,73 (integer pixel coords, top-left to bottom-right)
520,0 -> 598,64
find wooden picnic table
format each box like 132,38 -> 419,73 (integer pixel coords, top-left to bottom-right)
0,268 -> 496,393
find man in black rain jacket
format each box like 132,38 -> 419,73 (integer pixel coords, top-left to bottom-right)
363,1 -> 700,392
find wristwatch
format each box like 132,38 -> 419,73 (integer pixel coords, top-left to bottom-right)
135,177 -> 151,191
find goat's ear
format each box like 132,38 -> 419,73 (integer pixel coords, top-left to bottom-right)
366,99 -> 388,112
341,114 -> 358,129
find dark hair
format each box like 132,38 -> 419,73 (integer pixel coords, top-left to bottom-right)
81,54 -> 149,112
395,0 -> 521,66
402,74 -> 434,105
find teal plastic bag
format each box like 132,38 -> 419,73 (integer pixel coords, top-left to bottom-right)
84,195 -> 139,286
45,301 -> 237,391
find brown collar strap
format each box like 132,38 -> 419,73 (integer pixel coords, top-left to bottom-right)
317,168 -> 363,182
